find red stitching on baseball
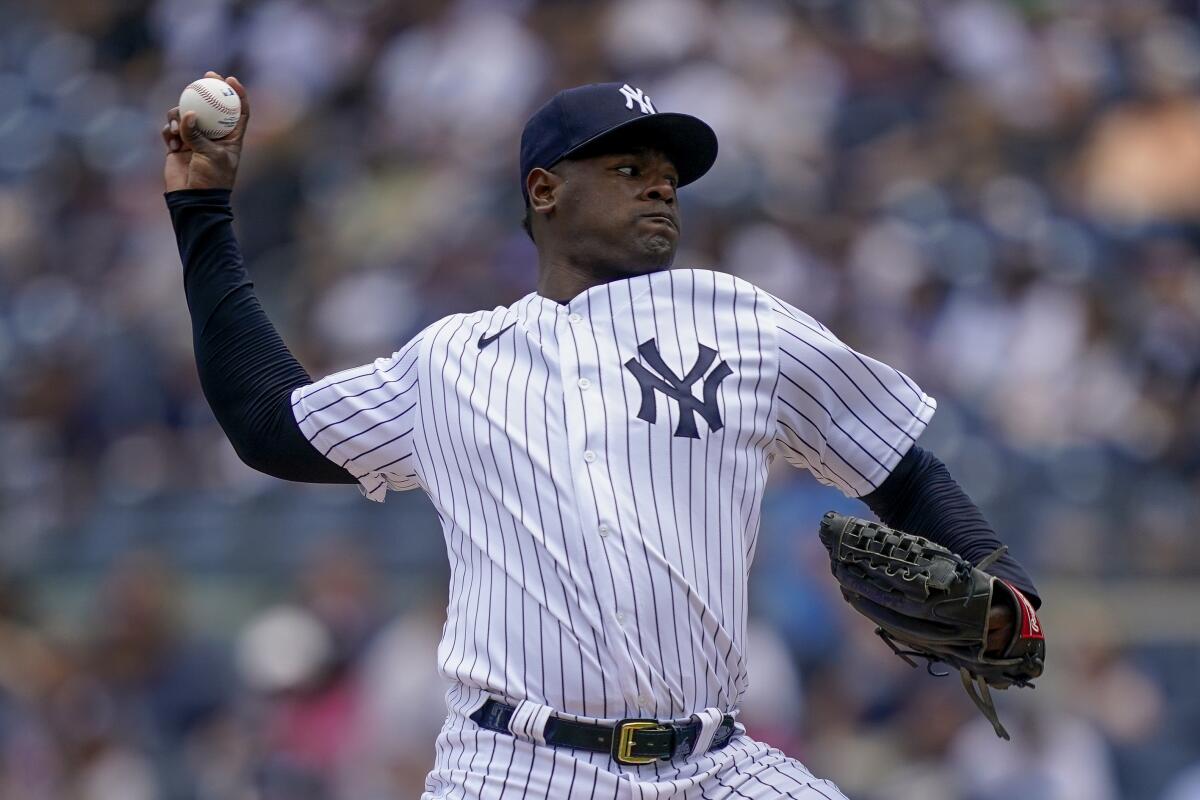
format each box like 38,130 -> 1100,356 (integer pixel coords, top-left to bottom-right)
190,82 -> 238,115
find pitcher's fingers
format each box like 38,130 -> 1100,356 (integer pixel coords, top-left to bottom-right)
178,110 -> 214,152
161,123 -> 182,152
164,107 -> 185,149
226,76 -> 250,133
204,70 -> 225,81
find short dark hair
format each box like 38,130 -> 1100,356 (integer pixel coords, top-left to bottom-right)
521,203 -> 534,243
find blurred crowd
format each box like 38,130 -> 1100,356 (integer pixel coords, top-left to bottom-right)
0,540 -> 1189,800
2,0 -> 1200,797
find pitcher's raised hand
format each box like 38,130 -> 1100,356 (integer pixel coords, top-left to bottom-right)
162,72 -> 250,192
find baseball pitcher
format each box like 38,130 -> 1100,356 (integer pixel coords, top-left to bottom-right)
162,73 -> 1044,798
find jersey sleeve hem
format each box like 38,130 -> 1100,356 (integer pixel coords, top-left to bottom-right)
848,392 -> 937,497
289,383 -> 388,503
290,384 -> 392,502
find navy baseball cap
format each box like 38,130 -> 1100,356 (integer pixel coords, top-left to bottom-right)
519,82 -> 718,202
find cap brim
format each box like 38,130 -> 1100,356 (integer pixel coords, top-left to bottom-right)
559,112 -> 718,188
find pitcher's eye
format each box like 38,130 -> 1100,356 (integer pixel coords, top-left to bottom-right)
616,165 -> 638,177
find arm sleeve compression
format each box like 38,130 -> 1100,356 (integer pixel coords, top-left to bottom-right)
862,444 -> 1041,607
166,188 -> 356,484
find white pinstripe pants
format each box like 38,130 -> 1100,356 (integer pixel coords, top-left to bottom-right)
421,688 -> 849,800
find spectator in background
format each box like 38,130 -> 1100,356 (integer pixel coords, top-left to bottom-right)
236,602 -> 348,800
86,551 -> 233,796
232,538 -> 395,800
344,597 -> 449,800
0,564 -> 166,800
42,664 -> 162,800
950,697 -> 1119,800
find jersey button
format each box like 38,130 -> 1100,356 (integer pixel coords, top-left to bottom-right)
598,524 -> 609,537
577,378 -> 591,390
568,313 -> 583,324
615,611 -> 625,623
584,451 -> 597,463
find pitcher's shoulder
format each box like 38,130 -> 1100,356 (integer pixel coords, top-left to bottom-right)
661,268 -> 779,301
684,271 -> 801,326
414,304 -> 516,354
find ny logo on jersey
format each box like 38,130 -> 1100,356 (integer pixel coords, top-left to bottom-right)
624,339 -> 732,439
619,84 -> 656,115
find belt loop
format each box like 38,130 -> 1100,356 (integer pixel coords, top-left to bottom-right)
688,707 -> 725,759
507,699 -> 554,746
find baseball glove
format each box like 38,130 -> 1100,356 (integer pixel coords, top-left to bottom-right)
818,511 -> 1045,740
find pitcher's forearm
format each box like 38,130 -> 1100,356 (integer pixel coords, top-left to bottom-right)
862,445 -> 1040,607
166,189 -> 355,484
168,189 -> 249,336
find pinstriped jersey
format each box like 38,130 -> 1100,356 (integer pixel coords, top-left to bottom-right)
290,268 -> 935,720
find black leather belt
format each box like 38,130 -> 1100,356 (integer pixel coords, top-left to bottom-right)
470,699 -> 736,766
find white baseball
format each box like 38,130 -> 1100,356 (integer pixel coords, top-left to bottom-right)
178,77 -> 241,139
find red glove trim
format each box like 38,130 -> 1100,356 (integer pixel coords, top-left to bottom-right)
1000,579 -> 1044,641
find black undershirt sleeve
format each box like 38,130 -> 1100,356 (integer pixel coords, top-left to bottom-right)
166,188 -> 356,485
862,445 -> 1041,607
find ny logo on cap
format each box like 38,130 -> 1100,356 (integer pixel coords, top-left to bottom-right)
625,339 -> 732,439
619,84 -> 656,115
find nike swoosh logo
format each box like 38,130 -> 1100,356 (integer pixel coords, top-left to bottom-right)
477,322 -> 517,350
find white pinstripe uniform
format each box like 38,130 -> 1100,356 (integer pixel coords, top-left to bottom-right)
291,268 -> 936,799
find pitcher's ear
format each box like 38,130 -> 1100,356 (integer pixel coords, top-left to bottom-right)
527,167 -> 563,215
